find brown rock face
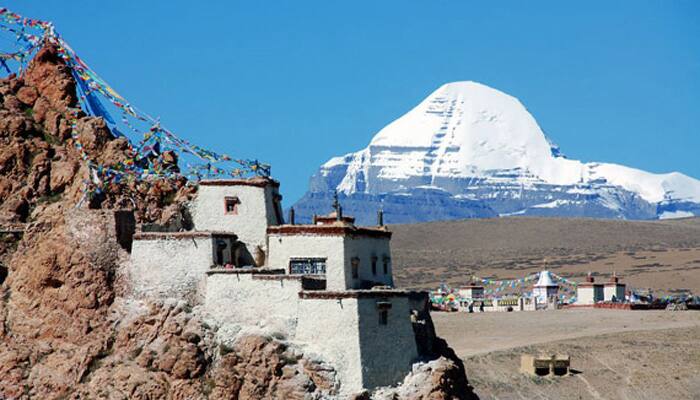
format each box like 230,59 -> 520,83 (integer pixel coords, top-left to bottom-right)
22,43 -> 78,111
16,86 -> 39,106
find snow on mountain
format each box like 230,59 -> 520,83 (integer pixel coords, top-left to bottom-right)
293,81 -> 700,224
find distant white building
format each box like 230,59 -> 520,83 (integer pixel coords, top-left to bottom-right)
603,273 -> 626,302
458,284 -> 484,301
533,270 -> 559,307
129,178 -> 428,396
576,273 -> 604,305
575,273 -> 625,304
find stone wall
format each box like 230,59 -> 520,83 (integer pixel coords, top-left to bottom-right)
343,235 -> 392,289
357,296 -> 418,389
204,270 -> 302,335
268,234 -> 346,289
296,297 -> 363,396
267,234 -> 392,291
129,235 -> 214,301
295,293 -> 419,396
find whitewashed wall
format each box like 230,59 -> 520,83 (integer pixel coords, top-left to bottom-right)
533,286 -> 558,305
457,287 -> 484,300
130,237 -> 213,300
267,234 -> 393,290
296,298 -> 363,396
577,287 -> 596,305
356,296 -> 419,389
191,184 -> 281,257
344,236 -> 393,289
576,285 -> 604,304
205,272 -> 302,335
603,284 -> 625,301
268,235 -> 346,289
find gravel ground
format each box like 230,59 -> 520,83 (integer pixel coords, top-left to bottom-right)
433,309 -> 700,400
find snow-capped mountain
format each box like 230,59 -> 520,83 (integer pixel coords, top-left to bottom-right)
293,81 -> 700,224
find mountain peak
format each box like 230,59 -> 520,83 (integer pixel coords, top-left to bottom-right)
296,82 -> 700,224
362,80 -> 563,184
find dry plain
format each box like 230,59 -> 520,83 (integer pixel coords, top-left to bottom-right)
433,309 -> 700,400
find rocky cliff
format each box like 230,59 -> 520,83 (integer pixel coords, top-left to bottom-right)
0,44 -> 475,399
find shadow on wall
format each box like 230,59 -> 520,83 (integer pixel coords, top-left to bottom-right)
232,241 -> 257,267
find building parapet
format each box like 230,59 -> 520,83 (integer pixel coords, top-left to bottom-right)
199,177 -> 280,188
251,273 -> 322,281
577,282 -> 603,288
206,267 -> 286,276
299,289 -> 426,300
133,231 -> 238,241
247,274 -> 327,290
268,224 -> 391,239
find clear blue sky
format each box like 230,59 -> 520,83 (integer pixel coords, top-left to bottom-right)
10,1 -> 700,204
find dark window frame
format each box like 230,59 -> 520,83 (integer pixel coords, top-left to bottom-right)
224,196 -> 240,215
351,257 -> 360,279
289,257 -> 327,275
379,310 -> 388,325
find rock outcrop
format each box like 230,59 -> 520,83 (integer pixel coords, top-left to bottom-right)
0,43 -> 475,399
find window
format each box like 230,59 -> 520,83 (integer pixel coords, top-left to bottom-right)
371,256 -> 378,275
214,240 -> 228,265
379,310 -> 388,325
289,258 -> 326,275
224,197 -> 240,215
351,257 -> 360,279
383,256 -> 390,274
376,300 -> 392,325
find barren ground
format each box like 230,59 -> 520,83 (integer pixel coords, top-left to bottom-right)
391,217 -> 700,294
433,309 -> 700,400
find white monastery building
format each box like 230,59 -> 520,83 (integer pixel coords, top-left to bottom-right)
128,177 -> 434,395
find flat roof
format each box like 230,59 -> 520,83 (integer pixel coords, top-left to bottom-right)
299,289 -> 426,299
578,283 -> 604,288
133,231 -> 238,240
267,224 -> 391,238
206,267 -> 286,275
198,177 -> 280,188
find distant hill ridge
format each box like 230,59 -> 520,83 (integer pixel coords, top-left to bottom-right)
293,82 -> 700,224
389,216 -> 700,291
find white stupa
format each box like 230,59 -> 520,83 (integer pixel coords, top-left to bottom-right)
533,270 -> 559,305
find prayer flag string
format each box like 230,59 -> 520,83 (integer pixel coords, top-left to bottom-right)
0,7 -> 271,196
